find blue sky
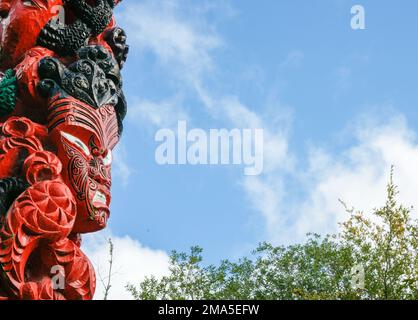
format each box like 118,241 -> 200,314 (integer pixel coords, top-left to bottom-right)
85,0 -> 418,299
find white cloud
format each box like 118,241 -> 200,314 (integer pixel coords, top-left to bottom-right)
263,114 -> 418,244
128,96 -> 189,129
118,0 -> 222,84
83,232 -> 170,300
298,116 -> 418,231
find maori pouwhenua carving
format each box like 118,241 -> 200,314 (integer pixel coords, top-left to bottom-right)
0,0 -> 128,300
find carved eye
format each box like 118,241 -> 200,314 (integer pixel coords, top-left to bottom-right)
22,0 -> 36,7
0,3 -> 11,18
103,150 -> 112,166
61,132 -> 91,157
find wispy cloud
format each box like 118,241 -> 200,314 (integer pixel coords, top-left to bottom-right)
128,96 -> 189,129
280,50 -> 305,69
112,143 -> 133,187
118,0 -> 222,84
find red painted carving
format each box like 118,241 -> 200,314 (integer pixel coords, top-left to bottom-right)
0,0 -> 128,299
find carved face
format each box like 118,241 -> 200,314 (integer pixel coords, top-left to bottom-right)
48,100 -> 119,233
0,0 -> 63,68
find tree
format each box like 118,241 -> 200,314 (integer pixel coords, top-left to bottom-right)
127,170 -> 417,300
340,168 -> 417,299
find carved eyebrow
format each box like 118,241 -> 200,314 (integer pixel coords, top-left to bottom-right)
61,131 -> 91,156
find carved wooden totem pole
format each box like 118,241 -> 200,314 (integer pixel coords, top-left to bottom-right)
0,0 -> 129,300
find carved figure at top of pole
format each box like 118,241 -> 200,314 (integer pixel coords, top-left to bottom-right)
0,0 -> 128,121
0,0 -> 129,300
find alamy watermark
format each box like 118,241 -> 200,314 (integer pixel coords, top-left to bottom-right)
350,263 -> 365,291
51,265 -> 65,290
155,121 -> 264,176
351,4 -> 366,30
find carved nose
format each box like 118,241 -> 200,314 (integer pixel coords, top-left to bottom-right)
92,172 -> 111,189
90,163 -> 111,188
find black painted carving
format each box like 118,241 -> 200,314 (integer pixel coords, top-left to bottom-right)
114,88 -> 127,135
37,0 -> 115,57
77,45 -> 122,88
37,19 -> 91,57
76,45 -> 128,135
0,178 -> 29,216
66,0 -> 115,36
37,46 -> 120,110
104,27 -> 129,68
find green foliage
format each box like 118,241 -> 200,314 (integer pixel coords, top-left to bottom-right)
127,170 -> 417,300
340,168 -> 417,299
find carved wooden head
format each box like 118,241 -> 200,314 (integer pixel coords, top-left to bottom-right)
47,97 -> 119,233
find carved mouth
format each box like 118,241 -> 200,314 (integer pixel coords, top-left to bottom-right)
93,190 -> 107,206
91,186 -> 110,208
88,188 -> 110,229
